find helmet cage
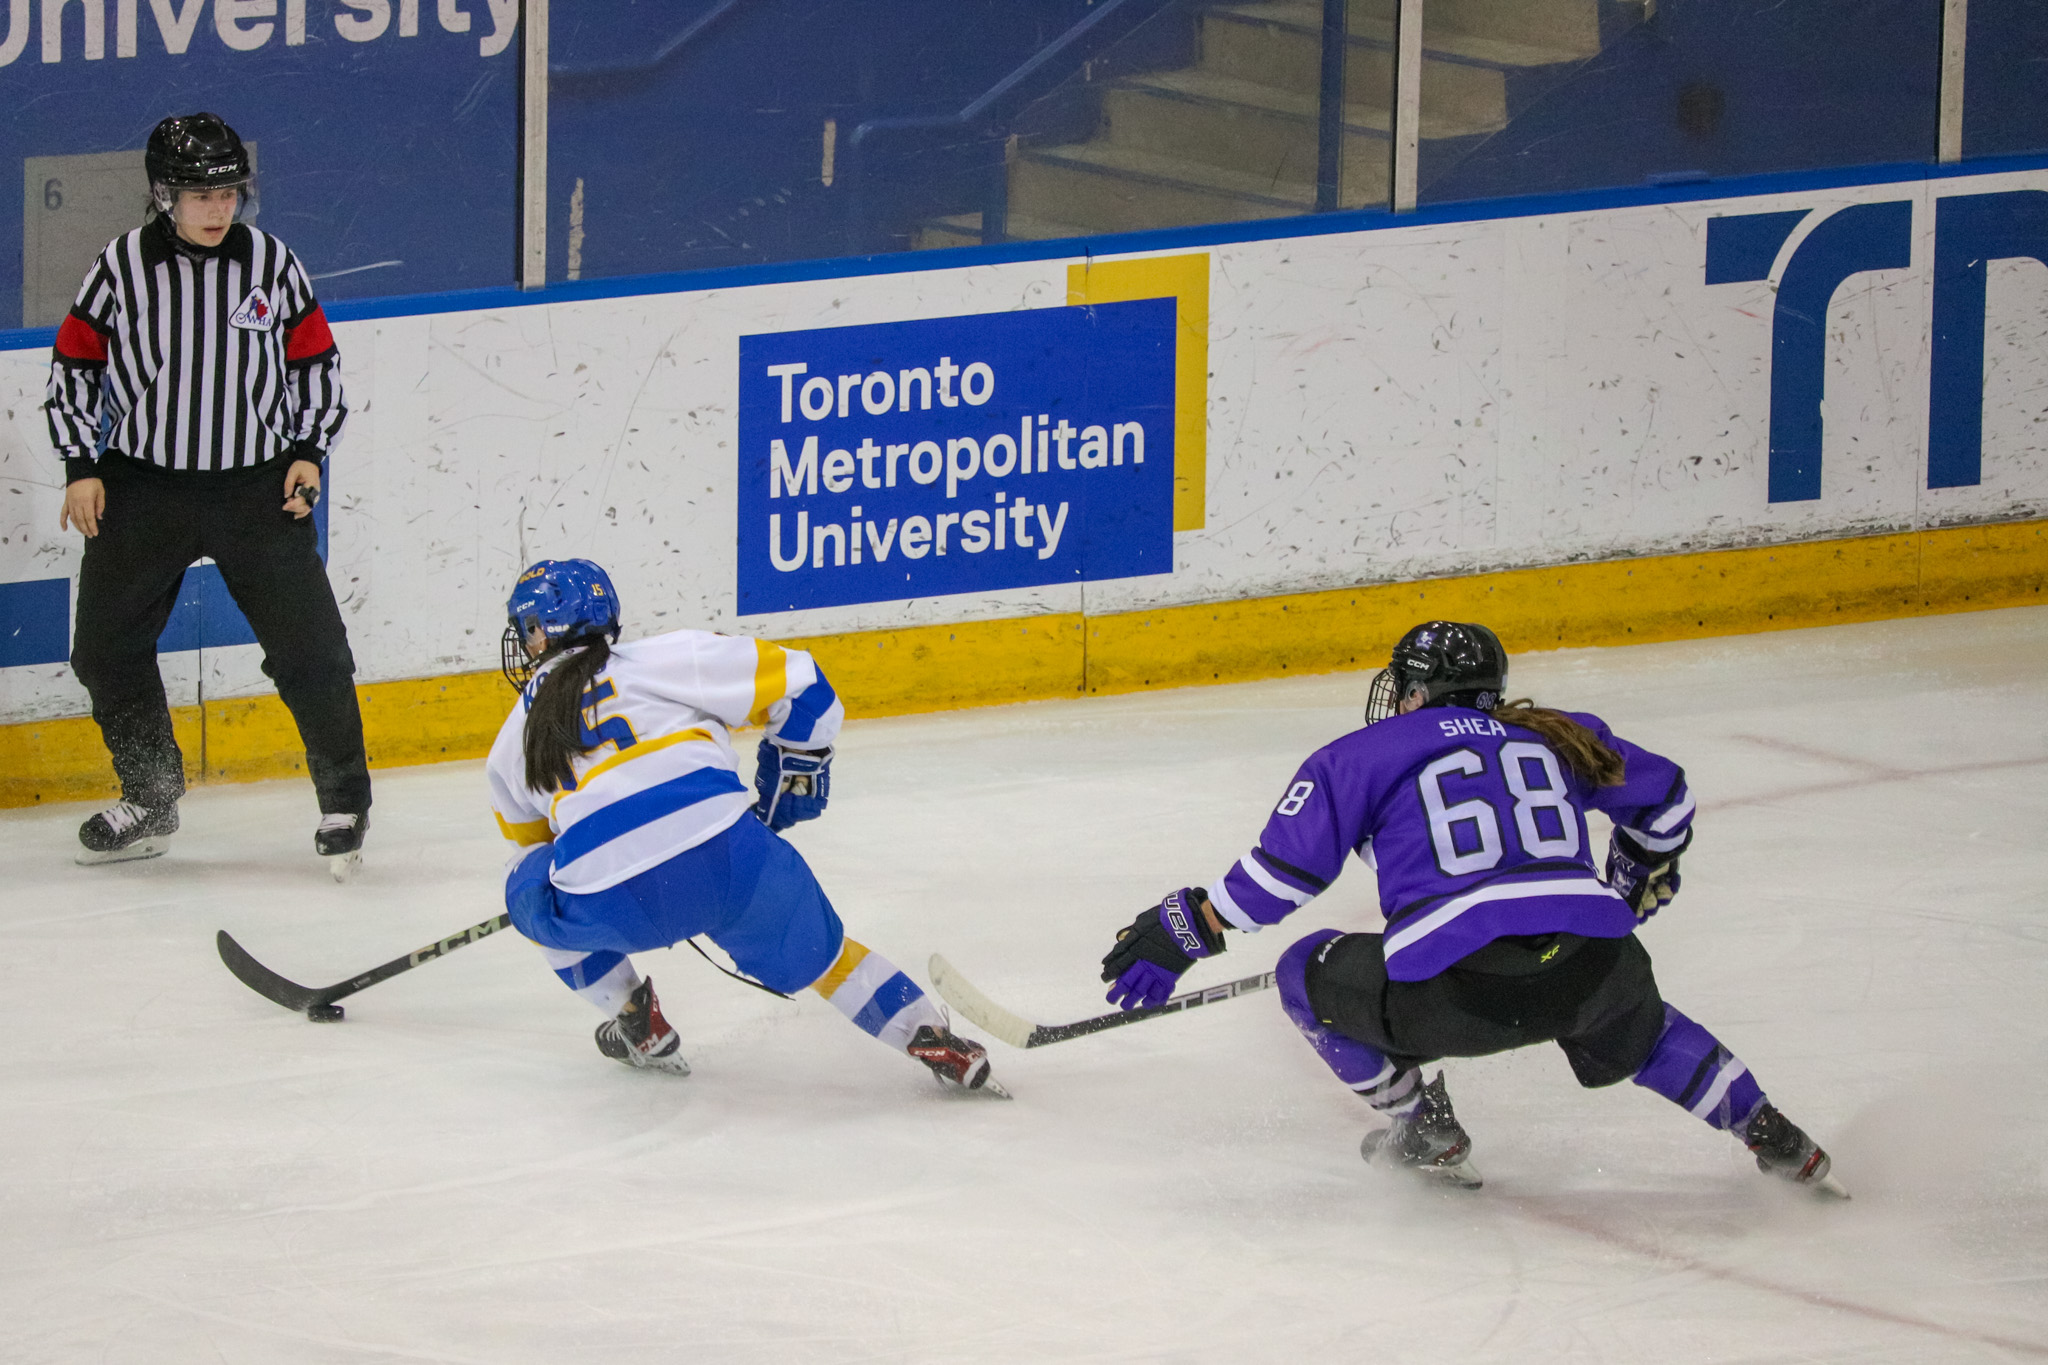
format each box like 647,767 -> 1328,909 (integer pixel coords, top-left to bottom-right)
1364,667 -> 1401,725
501,623 -> 535,691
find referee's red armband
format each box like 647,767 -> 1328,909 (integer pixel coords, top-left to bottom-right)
284,304 -> 336,363
54,312 -> 108,365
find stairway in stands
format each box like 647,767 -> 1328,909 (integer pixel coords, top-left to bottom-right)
916,0 -> 1604,246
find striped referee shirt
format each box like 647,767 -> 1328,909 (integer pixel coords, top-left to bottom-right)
45,215 -> 346,482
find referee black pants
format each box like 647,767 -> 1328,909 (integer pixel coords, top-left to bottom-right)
70,455 -> 371,816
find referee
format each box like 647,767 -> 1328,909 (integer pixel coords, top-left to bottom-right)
47,112 -> 371,873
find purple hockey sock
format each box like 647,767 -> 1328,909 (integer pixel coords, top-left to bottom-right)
1632,1004 -> 1766,1132
1278,930 -> 1422,1117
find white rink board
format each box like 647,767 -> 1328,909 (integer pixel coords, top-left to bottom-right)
2,166 -> 2046,722
0,610 -> 2043,1362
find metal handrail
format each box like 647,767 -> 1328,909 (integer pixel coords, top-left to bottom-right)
847,0 -> 1176,154
550,0 -> 746,85
1315,0 -> 1346,212
845,0 -> 1381,247
844,0 -> 1183,246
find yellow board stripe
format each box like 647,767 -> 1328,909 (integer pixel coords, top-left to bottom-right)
549,727 -> 714,817
812,938 -> 870,998
495,812 -> 553,846
4,519 -> 2043,809
1068,253 -> 1209,531
748,638 -> 788,727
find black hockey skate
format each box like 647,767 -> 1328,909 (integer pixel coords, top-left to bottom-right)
1361,1072 -> 1482,1189
1744,1102 -> 1849,1198
906,1023 -> 1009,1098
315,812 -> 368,883
76,799 -> 178,865
594,977 -> 691,1075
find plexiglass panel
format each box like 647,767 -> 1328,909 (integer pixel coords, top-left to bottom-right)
546,0 -> 1397,281
1418,0 -> 1941,206
1964,0 -> 2048,160
545,0 -> 1102,281
1,0 -> 518,325
0,0 -> 2007,315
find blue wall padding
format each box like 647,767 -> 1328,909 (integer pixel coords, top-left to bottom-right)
157,564 -> 261,655
0,578 -> 70,668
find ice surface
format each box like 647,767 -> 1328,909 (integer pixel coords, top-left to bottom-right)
3,608 -> 2046,1364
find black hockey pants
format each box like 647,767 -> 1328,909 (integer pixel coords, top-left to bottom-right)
1303,931 -> 1667,1088
70,454 -> 371,815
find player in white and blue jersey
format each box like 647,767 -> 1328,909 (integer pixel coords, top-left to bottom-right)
1101,621 -> 1842,1193
488,559 -> 1002,1094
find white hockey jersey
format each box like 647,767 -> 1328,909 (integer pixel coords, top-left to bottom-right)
487,630 -> 844,894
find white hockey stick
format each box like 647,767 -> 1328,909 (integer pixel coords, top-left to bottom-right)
929,954 -> 1278,1049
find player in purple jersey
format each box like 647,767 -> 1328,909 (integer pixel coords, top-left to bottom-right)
1100,621 -> 1844,1194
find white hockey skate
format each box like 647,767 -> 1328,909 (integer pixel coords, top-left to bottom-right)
316,812 -> 367,883
76,800 -> 178,865
1361,1072 -> 1483,1189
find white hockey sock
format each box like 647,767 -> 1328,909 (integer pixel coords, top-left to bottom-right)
1357,1064 -> 1425,1119
811,938 -> 945,1051
537,945 -> 641,1016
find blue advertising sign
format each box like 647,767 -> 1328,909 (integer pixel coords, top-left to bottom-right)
737,300 -> 1176,615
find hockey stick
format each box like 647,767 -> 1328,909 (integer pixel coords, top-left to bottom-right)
216,913 -> 512,1021
928,954 -> 1278,1049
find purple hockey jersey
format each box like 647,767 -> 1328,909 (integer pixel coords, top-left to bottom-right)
1207,707 -> 1695,981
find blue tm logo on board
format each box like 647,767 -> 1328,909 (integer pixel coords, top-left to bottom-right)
736,299 -> 1177,615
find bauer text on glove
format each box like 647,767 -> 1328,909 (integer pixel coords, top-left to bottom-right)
1100,887 -> 1226,1010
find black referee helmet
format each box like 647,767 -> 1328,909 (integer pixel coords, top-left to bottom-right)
146,113 -> 255,216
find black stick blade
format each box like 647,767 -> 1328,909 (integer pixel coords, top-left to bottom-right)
216,930 -> 323,1013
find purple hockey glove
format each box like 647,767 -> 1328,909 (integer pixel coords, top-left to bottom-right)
1100,887 -> 1226,1010
1606,828 -> 1687,921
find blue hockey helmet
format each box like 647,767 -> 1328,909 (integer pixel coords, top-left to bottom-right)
501,558 -> 621,687
1365,620 -> 1507,723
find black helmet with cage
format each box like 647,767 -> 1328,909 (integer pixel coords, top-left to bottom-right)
1364,620 -> 1508,723
145,113 -> 257,221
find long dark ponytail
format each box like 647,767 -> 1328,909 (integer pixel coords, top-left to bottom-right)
1487,698 -> 1626,786
523,634 -> 613,794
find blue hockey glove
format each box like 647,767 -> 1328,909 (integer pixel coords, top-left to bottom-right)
1101,887 -> 1226,1010
754,737 -> 832,832
504,843 -> 558,939
1606,828 -> 1688,921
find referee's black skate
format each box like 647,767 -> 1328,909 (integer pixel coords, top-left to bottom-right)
594,977 -> 691,1075
76,799 -> 178,865
1361,1072 -> 1482,1189
315,812 -> 368,882
1744,1102 -> 1849,1198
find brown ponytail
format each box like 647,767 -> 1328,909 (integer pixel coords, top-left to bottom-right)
1488,698 -> 1626,786
522,635 -> 614,794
